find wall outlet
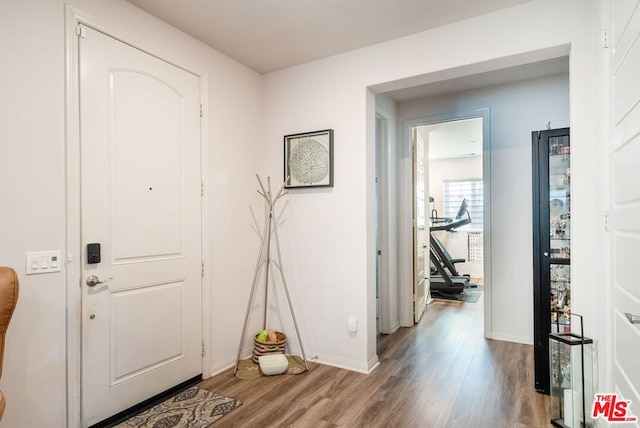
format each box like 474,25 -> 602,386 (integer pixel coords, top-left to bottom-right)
26,251 -> 62,275
347,316 -> 357,333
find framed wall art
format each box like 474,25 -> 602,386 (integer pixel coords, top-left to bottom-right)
284,129 -> 333,188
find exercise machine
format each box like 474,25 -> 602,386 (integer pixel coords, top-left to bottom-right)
429,199 -> 472,296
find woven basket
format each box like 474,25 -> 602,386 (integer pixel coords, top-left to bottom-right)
253,332 -> 286,364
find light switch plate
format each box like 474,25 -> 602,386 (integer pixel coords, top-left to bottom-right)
26,251 -> 62,275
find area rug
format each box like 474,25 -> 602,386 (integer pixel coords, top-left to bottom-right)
114,386 -> 241,428
235,355 -> 307,380
431,286 -> 483,303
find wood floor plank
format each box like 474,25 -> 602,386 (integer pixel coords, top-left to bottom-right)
200,290 -> 550,427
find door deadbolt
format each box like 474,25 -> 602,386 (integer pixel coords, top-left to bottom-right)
87,243 -> 101,264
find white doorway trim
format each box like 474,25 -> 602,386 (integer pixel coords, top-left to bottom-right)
400,109 -> 492,337
375,114 -> 392,334
64,6 -> 211,426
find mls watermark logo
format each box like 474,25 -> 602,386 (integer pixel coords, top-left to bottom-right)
592,394 -> 637,423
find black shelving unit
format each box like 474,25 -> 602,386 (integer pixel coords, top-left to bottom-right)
532,127 -> 571,394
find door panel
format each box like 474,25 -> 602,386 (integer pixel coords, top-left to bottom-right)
609,0 -> 640,420
613,136 -> 640,203
112,281 -> 186,381
80,25 -> 202,426
111,71 -> 185,260
413,130 -> 428,323
615,309 -> 640,392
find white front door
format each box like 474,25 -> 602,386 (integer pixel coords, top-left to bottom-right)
79,25 -> 202,426
607,0 -> 640,421
413,129 -> 428,323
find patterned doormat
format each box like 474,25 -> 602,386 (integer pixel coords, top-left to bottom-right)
114,386 -> 241,428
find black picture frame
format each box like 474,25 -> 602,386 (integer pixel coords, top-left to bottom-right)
284,129 -> 334,188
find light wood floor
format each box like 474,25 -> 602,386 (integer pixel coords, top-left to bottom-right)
200,291 -> 550,427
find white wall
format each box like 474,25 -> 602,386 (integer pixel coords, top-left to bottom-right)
401,74 -> 570,343
0,1 -> 262,426
261,0 -> 599,373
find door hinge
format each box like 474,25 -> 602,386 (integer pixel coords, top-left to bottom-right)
200,104 -> 203,118
202,341 -> 205,356
604,212 -> 609,231
201,261 -> 205,277
76,24 -> 86,38
201,181 -> 204,196
602,29 -> 609,49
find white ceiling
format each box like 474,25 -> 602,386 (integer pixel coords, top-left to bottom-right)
126,0 -> 532,74
124,0 -> 568,161
418,117 -> 483,161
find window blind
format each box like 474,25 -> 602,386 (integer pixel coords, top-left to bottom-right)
443,179 -> 483,229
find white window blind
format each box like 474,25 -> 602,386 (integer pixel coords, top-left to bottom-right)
443,179 -> 483,229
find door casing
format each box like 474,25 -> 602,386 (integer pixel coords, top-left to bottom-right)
401,109 -> 491,334
375,113 -> 393,334
412,128 -> 428,323
64,6 -> 211,426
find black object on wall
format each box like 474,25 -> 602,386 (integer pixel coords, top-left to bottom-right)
532,127 -> 571,395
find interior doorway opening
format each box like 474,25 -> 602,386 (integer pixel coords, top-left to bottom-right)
375,112 -> 394,335
399,109 -> 491,335
371,54 -> 570,362
413,115 -> 487,322
375,116 -> 384,333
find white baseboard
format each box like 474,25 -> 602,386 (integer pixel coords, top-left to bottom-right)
208,347 -> 253,377
209,348 -> 380,377
399,317 -> 413,328
379,322 -> 400,335
490,332 -> 533,345
312,353 -> 379,374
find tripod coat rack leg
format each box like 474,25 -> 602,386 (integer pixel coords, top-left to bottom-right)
234,175 -> 309,375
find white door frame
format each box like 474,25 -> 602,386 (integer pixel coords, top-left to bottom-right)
375,113 -> 393,334
64,6 -> 211,426
412,127 -> 428,323
400,109 -> 492,336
